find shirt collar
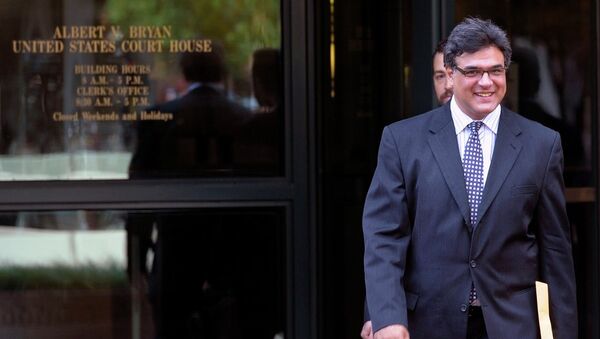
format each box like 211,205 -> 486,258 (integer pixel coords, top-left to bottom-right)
185,82 -> 225,95
450,96 -> 501,135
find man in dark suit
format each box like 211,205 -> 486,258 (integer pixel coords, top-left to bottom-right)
129,43 -> 250,177
127,44 -> 250,338
362,17 -> 577,339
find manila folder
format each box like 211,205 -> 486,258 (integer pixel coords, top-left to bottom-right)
536,281 -> 554,339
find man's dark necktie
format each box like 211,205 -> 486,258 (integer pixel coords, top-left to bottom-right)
463,121 -> 484,305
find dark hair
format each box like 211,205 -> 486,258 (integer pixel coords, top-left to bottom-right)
252,48 -> 281,107
179,41 -> 226,83
432,38 -> 447,59
444,17 -> 512,69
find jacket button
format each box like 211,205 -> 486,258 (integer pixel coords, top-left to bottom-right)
470,260 -> 477,268
460,304 -> 468,312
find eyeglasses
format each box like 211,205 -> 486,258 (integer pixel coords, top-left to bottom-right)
454,66 -> 507,79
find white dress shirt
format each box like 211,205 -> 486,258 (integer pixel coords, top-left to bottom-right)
450,97 -> 501,186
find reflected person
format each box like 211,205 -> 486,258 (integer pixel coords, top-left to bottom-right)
511,43 -> 584,168
363,18 -> 576,339
129,42 -> 251,177
236,48 -> 283,174
127,42 -> 249,339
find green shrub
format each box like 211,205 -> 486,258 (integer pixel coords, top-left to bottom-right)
0,264 -> 127,290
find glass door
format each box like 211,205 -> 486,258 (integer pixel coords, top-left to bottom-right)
0,0 -> 315,338
451,1 -> 599,338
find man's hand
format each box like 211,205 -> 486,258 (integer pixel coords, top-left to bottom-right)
360,321 -> 373,339
373,324 -> 410,339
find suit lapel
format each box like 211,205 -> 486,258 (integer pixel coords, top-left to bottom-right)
427,105 -> 471,226
477,108 -> 522,224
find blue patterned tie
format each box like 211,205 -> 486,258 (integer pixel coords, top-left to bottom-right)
464,121 -> 484,305
464,121 -> 484,227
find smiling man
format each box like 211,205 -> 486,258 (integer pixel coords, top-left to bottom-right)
362,17 -> 577,339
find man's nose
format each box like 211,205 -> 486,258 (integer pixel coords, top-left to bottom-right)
444,77 -> 452,91
478,72 -> 493,86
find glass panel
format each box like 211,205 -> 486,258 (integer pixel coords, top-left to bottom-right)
455,2 -> 596,338
0,0 -> 283,180
0,208 -> 286,339
319,1 -> 408,338
455,1 -> 592,187
568,202 -> 596,339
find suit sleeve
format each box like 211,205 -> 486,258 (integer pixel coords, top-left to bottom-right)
537,133 -> 578,339
363,126 -> 411,333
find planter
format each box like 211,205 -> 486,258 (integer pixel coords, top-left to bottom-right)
0,288 -> 136,339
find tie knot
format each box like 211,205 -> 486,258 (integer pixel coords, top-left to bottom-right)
468,121 -> 483,134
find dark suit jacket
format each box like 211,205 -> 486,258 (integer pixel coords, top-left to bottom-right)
129,85 -> 250,177
363,103 -> 577,339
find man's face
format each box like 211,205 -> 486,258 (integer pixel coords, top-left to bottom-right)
446,45 -> 507,120
432,52 -> 452,104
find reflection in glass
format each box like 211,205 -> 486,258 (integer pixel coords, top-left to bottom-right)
0,209 -> 286,339
0,210 -> 131,338
455,1 -> 592,186
0,0 -> 282,180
